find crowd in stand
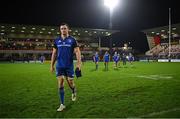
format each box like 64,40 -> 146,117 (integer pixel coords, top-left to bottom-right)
146,43 -> 180,59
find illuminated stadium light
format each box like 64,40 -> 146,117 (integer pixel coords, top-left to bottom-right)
40,31 -> 43,34
32,27 -> 36,30
1,30 -> 5,32
156,33 -> 160,35
1,26 -> 5,28
161,30 -> 165,32
48,32 -> 51,34
104,0 -> 119,10
51,28 -> 55,31
12,26 -> 15,29
85,30 -> 88,33
75,30 -> 78,33
151,32 -> 155,34
42,28 -> 46,30
22,27 -> 26,29
21,30 -> 25,33
57,32 -> 60,35
94,31 -> 97,34
69,29 -> 72,32
0,33 -> 4,35
172,27 -> 176,30
172,33 -> 178,37
78,33 -> 81,36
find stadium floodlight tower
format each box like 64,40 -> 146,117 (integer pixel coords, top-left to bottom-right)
104,0 -> 119,55
104,0 -> 119,29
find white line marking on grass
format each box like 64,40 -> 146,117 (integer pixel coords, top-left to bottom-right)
139,108 -> 180,117
136,75 -> 173,80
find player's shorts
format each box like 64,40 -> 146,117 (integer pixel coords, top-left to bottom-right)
129,57 -> 133,61
95,59 -> 99,62
104,59 -> 109,62
56,66 -> 74,79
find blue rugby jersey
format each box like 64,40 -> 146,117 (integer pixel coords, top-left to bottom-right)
53,36 -> 78,68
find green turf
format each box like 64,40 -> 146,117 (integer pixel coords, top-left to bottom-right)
0,62 -> 180,118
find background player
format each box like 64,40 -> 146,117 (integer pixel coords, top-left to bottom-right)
93,52 -> 99,70
122,53 -> 127,67
113,52 -> 118,69
128,53 -> 134,66
103,51 -> 110,71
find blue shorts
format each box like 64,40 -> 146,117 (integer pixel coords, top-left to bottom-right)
56,67 -> 74,78
95,60 -> 99,62
130,57 -> 134,61
104,60 -> 109,62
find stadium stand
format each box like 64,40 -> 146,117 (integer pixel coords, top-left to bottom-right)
0,24 -> 118,62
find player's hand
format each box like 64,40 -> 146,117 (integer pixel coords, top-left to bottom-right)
76,63 -> 81,70
50,66 -> 55,73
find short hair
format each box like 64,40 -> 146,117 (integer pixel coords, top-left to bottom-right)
60,23 -> 70,29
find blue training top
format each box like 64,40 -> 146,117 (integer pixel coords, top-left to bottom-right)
53,36 -> 78,68
104,54 -> 110,62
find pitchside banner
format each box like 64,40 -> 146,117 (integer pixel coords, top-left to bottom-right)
158,59 -> 180,62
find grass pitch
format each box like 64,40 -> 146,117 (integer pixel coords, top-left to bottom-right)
0,62 -> 180,118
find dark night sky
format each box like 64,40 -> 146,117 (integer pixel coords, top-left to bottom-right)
1,0 -> 180,30
0,0 -> 180,53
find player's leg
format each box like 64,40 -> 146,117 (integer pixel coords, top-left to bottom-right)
106,62 -> 108,70
113,61 -> 116,68
57,76 -> 66,111
57,76 -> 65,104
104,62 -> 106,70
67,77 -> 76,101
96,62 -> 98,70
66,67 -> 76,101
56,68 -> 66,112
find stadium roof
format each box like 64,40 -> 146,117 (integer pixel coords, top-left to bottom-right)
143,23 -> 180,38
0,24 -> 119,39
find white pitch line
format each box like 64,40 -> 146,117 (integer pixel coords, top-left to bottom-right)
139,108 -> 180,117
136,75 -> 173,80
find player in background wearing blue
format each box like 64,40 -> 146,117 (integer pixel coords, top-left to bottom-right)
40,55 -> 45,64
93,52 -> 99,70
103,51 -> 110,71
113,51 -> 118,69
50,23 -> 81,112
122,53 -> 127,67
128,53 -> 134,66
117,53 -> 121,67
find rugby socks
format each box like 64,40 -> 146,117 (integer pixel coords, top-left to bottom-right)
70,86 -> 76,94
59,87 -> 64,104
96,64 -> 98,70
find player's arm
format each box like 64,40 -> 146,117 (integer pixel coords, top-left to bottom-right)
50,48 -> 57,73
74,47 -> 81,69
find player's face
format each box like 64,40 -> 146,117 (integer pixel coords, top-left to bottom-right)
60,25 -> 69,35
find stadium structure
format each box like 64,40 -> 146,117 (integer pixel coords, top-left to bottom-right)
143,23 -> 180,62
0,24 -> 119,62
0,23 -> 180,62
